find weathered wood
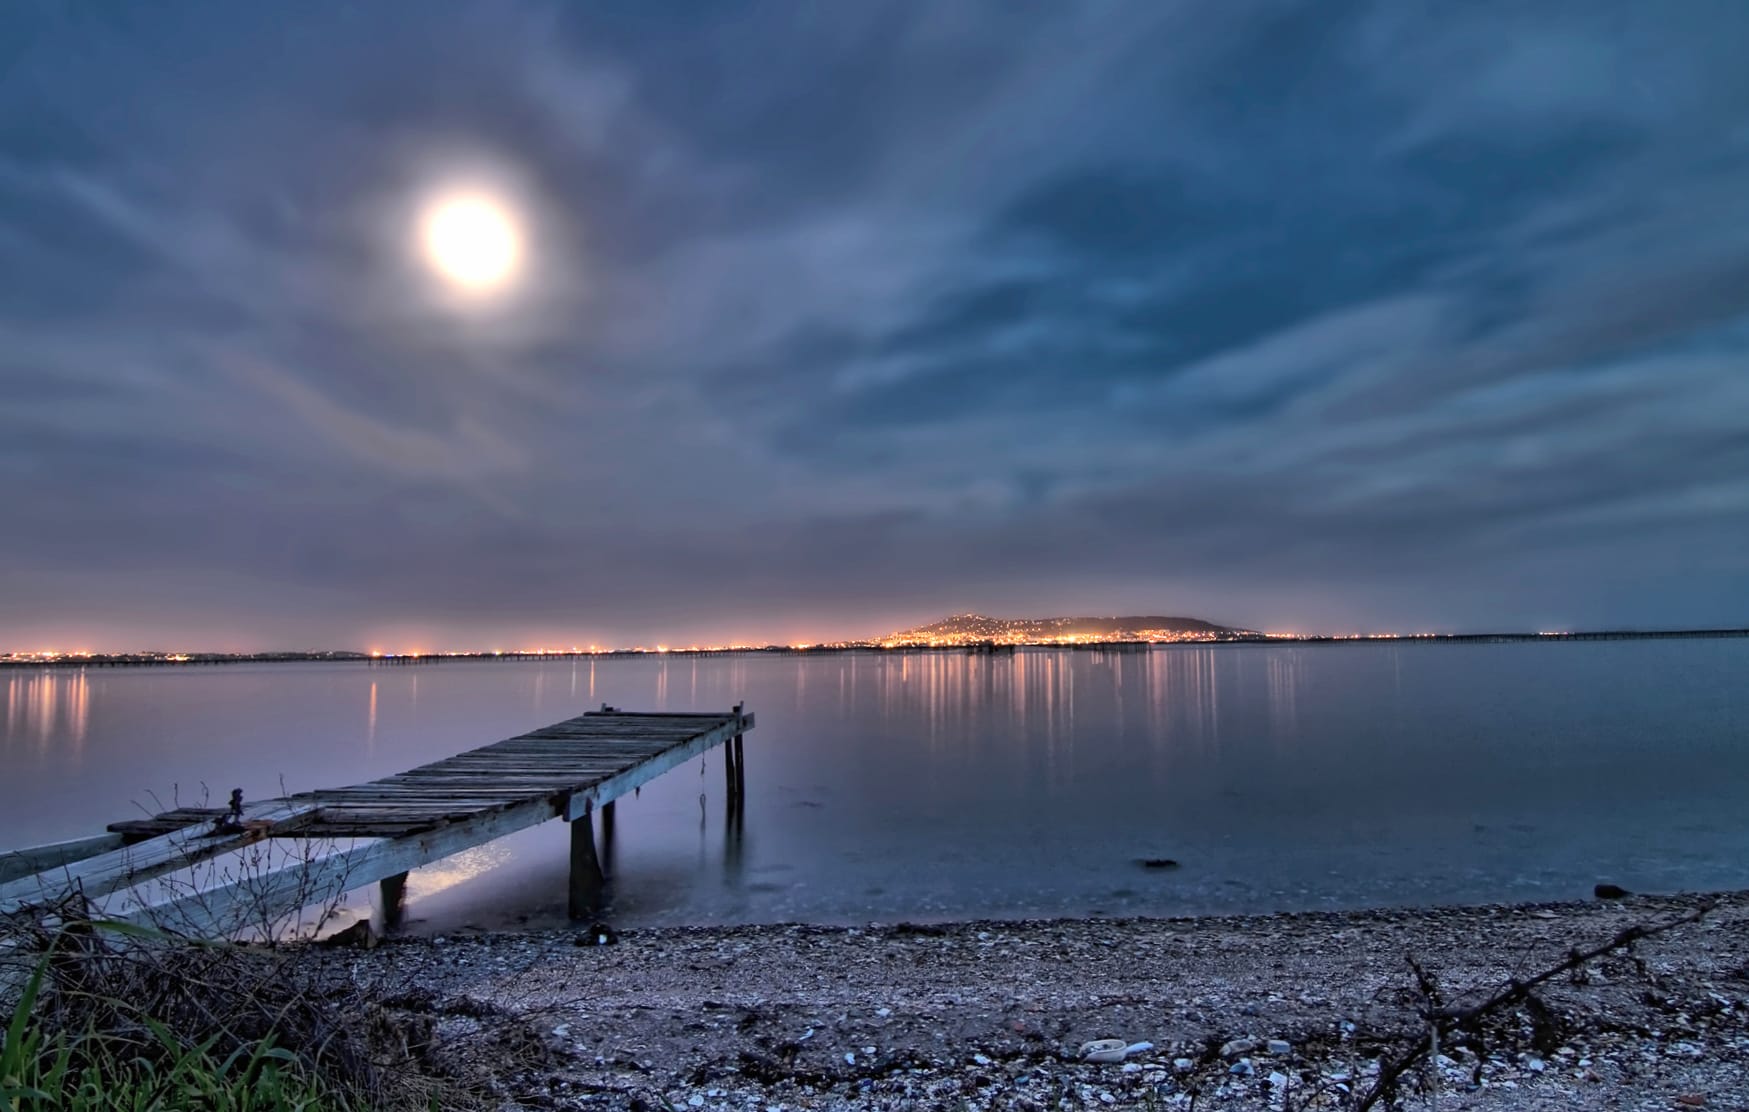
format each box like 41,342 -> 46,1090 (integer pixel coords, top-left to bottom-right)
52,706 -> 752,937
600,800 -> 616,873
0,832 -> 127,885
121,796 -> 564,937
8,707 -> 755,937
724,735 -> 736,798
0,802 -> 317,913
380,871 -> 408,929
562,717 -> 746,821
107,809 -> 228,840
588,711 -> 734,719
568,807 -> 604,919
733,732 -> 746,802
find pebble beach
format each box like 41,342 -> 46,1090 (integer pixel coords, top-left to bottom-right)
318,890 -> 1749,1110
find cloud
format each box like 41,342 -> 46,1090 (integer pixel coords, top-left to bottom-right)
1,0 -> 1746,646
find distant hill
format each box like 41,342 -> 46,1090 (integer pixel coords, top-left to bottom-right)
879,612 -> 1256,646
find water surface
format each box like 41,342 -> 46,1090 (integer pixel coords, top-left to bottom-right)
3,641 -> 1745,930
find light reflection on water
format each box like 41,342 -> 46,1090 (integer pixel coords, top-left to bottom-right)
4,671 -> 90,759
1,641 -> 1746,932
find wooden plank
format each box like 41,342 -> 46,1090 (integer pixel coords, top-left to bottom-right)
563,717 -> 743,820
472,740 -> 691,753
381,762 -> 659,777
0,832 -> 127,885
401,764 -> 660,777
0,802 -> 317,913
434,741 -> 681,755
369,773 -> 630,785
543,722 -> 721,731
120,796 -> 562,937
585,711 -> 740,719
486,740 -> 686,750
465,739 -> 685,748
107,809 -> 228,838
507,737 -> 697,747
311,790 -> 560,802
394,762 -> 667,773
382,771 -> 646,784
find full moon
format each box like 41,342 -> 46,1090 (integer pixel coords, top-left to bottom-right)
419,193 -> 521,292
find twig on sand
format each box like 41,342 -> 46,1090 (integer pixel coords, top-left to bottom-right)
1358,901 -> 1716,1111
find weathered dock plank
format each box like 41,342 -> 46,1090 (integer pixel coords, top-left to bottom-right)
130,797 -> 562,938
0,801 -> 317,913
0,832 -> 127,885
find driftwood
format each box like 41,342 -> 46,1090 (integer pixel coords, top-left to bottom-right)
1358,901 -> 1716,1110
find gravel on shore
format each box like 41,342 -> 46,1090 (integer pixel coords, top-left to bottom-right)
320,891 -> 1749,1111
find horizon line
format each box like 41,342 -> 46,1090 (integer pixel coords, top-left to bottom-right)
5,625 -> 1749,663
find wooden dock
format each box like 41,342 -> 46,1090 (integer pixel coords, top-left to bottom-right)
0,705 -> 753,937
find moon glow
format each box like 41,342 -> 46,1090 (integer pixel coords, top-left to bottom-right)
419,193 -> 521,292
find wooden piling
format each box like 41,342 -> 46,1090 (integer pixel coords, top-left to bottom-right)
380,871 -> 408,929
569,807 -> 605,920
733,731 -> 745,803
729,702 -> 746,808
600,799 -> 616,874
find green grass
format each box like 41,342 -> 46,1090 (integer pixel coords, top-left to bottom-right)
3,951 -> 354,1112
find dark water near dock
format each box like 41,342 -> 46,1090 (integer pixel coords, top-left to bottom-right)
3,641 -> 1746,931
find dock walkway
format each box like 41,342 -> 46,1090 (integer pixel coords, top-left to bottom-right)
0,705 -> 753,937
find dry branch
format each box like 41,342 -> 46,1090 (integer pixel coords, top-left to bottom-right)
1357,901 -> 1715,1111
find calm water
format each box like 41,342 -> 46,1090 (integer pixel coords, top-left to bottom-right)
3,641 -> 1746,931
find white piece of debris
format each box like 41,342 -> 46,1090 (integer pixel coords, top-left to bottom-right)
1080,1039 -> 1129,1063
1078,1039 -> 1151,1063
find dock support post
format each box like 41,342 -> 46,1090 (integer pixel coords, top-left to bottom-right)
733,733 -> 745,804
568,805 -> 605,920
724,739 -> 737,805
732,702 -> 747,812
380,871 -> 408,929
600,799 -> 616,875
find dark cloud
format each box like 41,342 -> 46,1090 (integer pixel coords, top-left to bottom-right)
1,0 -> 1746,648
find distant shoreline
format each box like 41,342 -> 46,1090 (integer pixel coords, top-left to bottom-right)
4,627 -> 1747,669
5,627 -> 1747,669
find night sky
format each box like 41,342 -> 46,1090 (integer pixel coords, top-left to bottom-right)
3,3 -> 1747,650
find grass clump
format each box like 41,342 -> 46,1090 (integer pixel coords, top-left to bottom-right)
0,898 -> 474,1112
3,936 -> 357,1111
4,1016 -> 347,1110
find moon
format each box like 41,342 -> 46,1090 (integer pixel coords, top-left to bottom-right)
419,193 -> 521,293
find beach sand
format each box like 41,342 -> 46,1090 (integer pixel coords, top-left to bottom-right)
321,890 -> 1749,1110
